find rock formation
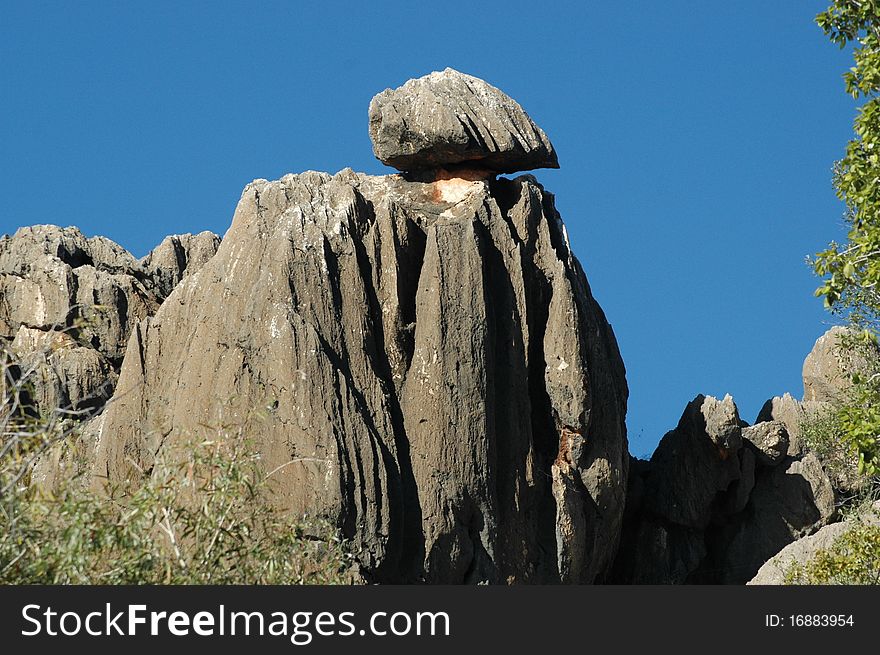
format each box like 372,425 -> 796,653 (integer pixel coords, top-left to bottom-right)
611,326 -> 880,584
612,392 -> 835,584
743,421 -> 789,466
748,501 -> 880,584
759,326 -> 879,493
5,70 -> 863,586
369,68 -> 558,173
141,232 -> 222,298
80,70 -> 631,585
0,225 -> 220,418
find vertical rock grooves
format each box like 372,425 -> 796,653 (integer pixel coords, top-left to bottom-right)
94,168 -> 629,583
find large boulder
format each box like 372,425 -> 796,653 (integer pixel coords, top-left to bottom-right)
802,326 -> 869,403
742,420 -> 789,466
749,501 -> 880,585
369,68 -> 558,173
93,167 -> 629,584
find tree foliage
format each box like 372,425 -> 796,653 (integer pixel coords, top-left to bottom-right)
813,1 -> 880,476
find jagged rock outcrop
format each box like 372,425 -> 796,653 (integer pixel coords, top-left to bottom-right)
369,68 -> 558,173
643,395 -> 743,531
759,327 -> 880,493
612,394 -> 834,584
761,326 -> 880,442
93,166 -> 628,583
141,231 -> 222,298
613,326 -> 880,584
0,225 -> 220,418
8,326 -> 116,415
0,225 -> 159,362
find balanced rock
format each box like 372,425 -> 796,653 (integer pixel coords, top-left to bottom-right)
369,68 -> 558,173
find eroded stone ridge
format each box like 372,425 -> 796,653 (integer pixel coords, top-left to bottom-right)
612,394 -> 835,585
93,169 -> 629,584
369,68 -> 559,173
0,225 -> 220,417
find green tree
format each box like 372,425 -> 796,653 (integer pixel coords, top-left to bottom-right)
813,1 -> 880,475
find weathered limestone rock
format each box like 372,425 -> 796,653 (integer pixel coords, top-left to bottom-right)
758,326 -> 880,494
727,446 -> 755,515
612,395 -> 835,584
369,69 -> 558,173
94,168 -> 628,584
642,394 -> 742,530
1,225 -> 152,362
612,395 -> 747,583
803,325 -> 878,402
141,231 -> 222,298
713,452 -> 835,584
743,420 -> 789,466
8,326 -> 116,415
756,393 -> 809,456
748,501 -> 880,585
0,225 -> 219,418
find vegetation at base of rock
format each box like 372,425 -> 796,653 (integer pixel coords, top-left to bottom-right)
799,392 -> 879,500
783,523 -> 880,584
1,353 -> 354,585
812,1 -> 880,476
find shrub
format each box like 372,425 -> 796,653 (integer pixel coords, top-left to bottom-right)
799,330 -> 880,498
1,341 -> 355,585
784,523 -> 880,585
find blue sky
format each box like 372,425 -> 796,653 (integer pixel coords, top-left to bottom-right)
0,1 -> 855,457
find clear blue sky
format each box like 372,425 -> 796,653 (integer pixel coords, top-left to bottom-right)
0,1 -> 855,457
